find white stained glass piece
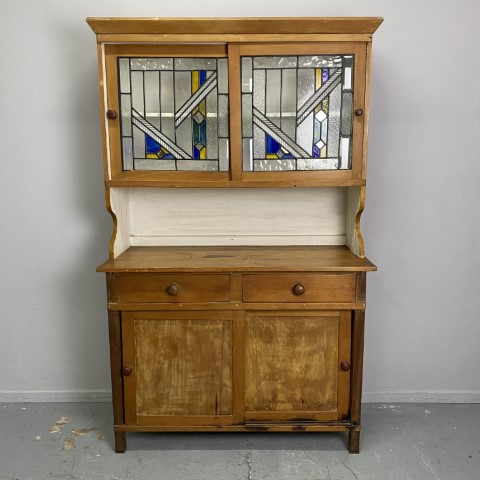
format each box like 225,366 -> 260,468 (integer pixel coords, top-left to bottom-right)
242,138 -> 253,171
315,140 -> 325,150
174,58 -> 217,71
298,56 -> 343,68
119,59 -> 131,94
242,94 -> 253,137
297,158 -> 338,170
266,69 -> 281,127
130,58 -> 173,71
120,94 -> 132,136
134,159 -> 176,170
177,160 -> 219,171
242,57 -> 253,93
219,138 -> 229,171
217,59 -> 229,94
340,137 -> 350,169
343,67 -> 352,90
253,57 -> 297,69
122,137 -> 133,170
315,110 -> 327,123
254,159 -> 296,171
145,71 -> 160,130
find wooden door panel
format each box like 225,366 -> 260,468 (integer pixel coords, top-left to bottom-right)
245,311 -> 351,421
122,311 -> 235,425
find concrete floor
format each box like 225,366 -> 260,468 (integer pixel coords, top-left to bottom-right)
0,403 -> 479,480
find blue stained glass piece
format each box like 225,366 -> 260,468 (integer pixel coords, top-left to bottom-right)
322,68 -> 329,83
282,153 -> 295,159
314,119 -> 321,143
200,122 -> 207,145
146,135 -> 160,154
164,154 -> 175,159
193,147 -> 201,159
266,134 -> 281,155
313,145 -> 320,158
199,70 -> 207,86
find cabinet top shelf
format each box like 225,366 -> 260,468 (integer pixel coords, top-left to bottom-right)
97,245 -> 376,273
86,17 -> 383,36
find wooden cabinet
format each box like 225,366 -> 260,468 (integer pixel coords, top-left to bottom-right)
89,17 -> 382,454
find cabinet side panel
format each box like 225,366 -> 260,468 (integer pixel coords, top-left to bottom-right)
245,314 -> 338,412
109,187 -> 131,258
129,187 -> 346,246
345,186 -> 365,257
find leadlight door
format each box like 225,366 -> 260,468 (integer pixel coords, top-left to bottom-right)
230,43 -> 367,183
104,45 -> 230,181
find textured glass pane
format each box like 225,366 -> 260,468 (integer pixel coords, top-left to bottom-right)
242,94 -> 253,137
218,94 -> 229,138
340,137 -> 350,169
177,160 -> 218,171
175,58 -> 217,70
253,125 -> 265,159
217,59 -> 229,94
119,59 -> 131,94
122,137 -> 133,170
242,57 -> 253,93
134,159 -> 176,170
327,84 -> 342,157
131,71 -> 144,116
131,58 -> 173,71
344,55 -> 354,68
281,69 -> 297,139
157,72 -> 174,141
341,91 -> 353,136
173,71 -> 191,154
266,69 -> 281,127
219,138 -> 229,171
133,125 -> 145,159
254,159 -> 296,171
243,138 -> 253,171
120,94 -> 132,137
253,70 -> 266,113
206,91 -> 218,159
253,57 -> 297,69
297,158 -> 338,170
145,71 -> 160,129
298,56 -> 342,68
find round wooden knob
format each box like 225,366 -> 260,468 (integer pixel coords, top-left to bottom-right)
166,283 -> 180,296
354,108 -> 364,117
340,360 -> 351,372
122,365 -> 133,377
106,109 -> 118,119
292,283 -> 305,296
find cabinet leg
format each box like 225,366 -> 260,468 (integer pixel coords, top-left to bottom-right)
348,430 -> 360,454
114,431 -> 127,453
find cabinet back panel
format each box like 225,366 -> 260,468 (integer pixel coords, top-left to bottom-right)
123,187 -> 346,247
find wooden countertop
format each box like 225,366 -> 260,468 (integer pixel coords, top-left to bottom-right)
97,246 -> 377,273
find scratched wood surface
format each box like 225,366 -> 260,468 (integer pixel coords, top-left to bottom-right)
245,312 -> 339,416
129,314 -> 233,417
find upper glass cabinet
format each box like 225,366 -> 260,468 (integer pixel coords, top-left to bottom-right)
94,19 -> 380,186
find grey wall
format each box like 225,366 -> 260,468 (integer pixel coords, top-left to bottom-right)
1,0 -> 479,402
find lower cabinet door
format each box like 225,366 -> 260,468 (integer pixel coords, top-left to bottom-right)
121,311 -> 239,426
244,310 -> 351,422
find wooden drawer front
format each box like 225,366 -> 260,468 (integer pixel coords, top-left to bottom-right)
243,274 -> 356,303
116,274 -> 231,303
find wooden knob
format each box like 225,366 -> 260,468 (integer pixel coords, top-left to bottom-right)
166,283 -> 180,296
354,108 -> 364,117
292,283 -> 305,296
340,360 -> 351,372
106,109 -> 118,119
122,365 -> 133,377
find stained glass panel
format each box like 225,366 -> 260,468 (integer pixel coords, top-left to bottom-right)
118,57 -> 229,171
241,54 -> 355,172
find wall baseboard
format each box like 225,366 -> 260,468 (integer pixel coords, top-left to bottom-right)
0,390 -> 112,403
1,389 -> 480,404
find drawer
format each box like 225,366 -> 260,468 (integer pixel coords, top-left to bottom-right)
116,274 -> 231,303
243,273 -> 356,303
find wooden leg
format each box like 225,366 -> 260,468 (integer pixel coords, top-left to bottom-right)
348,430 -> 360,454
114,431 -> 127,453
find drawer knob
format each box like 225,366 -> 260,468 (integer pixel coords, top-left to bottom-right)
292,283 -> 305,296
340,360 -> 351,372
166,283 -> 180,296
122,365 -> 133,377
354,108 -> 364,117
106,109 -> 118,119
